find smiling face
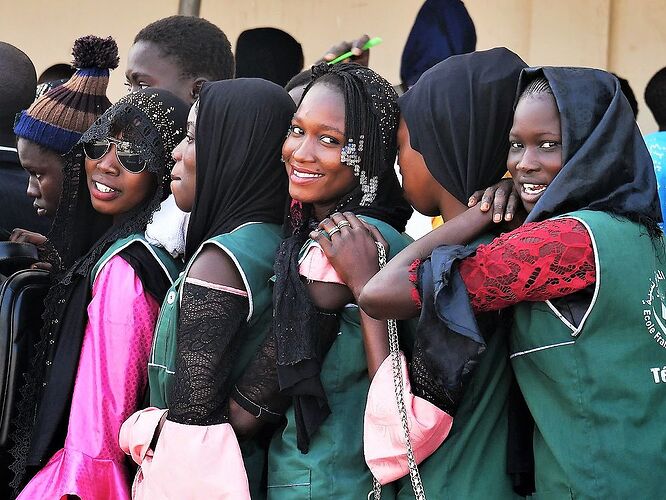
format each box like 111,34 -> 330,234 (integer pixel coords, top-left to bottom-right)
126,41 -> 196,104
170,102 -> 198,212
281,82 -> 357,220
17,138 -> 64,217
84,136 -> 155,217
507,92 -> 563,213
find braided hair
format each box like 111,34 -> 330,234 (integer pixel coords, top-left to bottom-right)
272,63 -> 411,451
285,63 -> 410,241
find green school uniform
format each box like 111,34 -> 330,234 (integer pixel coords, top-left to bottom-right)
90,233 -> 181,284
148,222 -> 283,500
395,234 -> 522,500
511,210 -> 666,499
266,217 -> 412,500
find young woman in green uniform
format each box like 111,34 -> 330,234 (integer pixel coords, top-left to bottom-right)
362,68 -> 666,499
119,79 -> 295,499
228,62 -> 413,499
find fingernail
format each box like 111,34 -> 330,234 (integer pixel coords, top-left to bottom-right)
493,214 -> 501,223
505,214 -> 513,221
352,48 -> 362,56
481,203 -> 490,211
468,198 -> 474,206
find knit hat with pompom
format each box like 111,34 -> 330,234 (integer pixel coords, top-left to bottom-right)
14,35 -> 119,154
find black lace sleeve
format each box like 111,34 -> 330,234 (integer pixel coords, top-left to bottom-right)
232,327 -> 290,423
167,280 -> 249,426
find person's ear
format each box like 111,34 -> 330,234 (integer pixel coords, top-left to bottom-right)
191,78 -> 208,100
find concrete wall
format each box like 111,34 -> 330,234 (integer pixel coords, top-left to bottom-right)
2,0 -> 664,132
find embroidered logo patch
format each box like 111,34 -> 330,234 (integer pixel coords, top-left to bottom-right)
642,270 -> 666,349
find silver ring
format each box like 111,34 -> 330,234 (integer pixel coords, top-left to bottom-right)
327,227 -> 341,237
337,221 -> 352,229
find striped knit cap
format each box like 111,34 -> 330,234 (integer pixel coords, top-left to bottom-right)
14,35 -> 119,154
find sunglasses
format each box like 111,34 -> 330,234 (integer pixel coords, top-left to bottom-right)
83,137 -> 146,173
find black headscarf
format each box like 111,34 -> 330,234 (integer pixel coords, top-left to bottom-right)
235,28 -> 304,88
273,63 -> 412,452
402,49 -> 533,494
9,89 -> 188,492
184,79 -> 295,259
399,47 -> 527,205
521,67 -> 662,231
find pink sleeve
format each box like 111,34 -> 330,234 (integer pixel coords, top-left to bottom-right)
364,353 -> 453,485
298,243 -> 345,284
119,409 -> 251,500
18,255 -> 159,500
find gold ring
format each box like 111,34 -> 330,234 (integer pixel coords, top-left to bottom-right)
327,227 -> 341,237
337,221 -> 351,229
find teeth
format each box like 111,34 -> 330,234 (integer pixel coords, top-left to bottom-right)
95,181 -> 116,193
523,183 -> 547,195
293,170 -> 323,179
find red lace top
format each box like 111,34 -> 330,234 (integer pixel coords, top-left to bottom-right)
410,218 -> 596,312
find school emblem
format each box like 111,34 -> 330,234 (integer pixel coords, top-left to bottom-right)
642,270 -> 666,349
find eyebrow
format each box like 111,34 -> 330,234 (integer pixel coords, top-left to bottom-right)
293,115 -> 344,136
125,71 -> 149,80
319,124 -> 344,135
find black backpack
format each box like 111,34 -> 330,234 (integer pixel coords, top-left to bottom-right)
0,242 -> 48,448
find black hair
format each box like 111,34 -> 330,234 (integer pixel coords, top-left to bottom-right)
285,68 -> 312,92
135,15 -> 234,81
645,67 -> 666,130
611,73 -> 638,118
37,63 -> 75,85
520,76 -> 553,98
235,27 -> 304,87
0,42 -> 36,140
302,63 -> 399,195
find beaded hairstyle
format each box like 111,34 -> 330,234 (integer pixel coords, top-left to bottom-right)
50,88 -> 188,275
304,62 -> 400,206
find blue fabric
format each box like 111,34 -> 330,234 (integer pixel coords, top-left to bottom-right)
400,0 -> 476,88
427,244 -> 483,344
645,131 -> 666,228
415,244 -> 486,413
13,112 -> 81,155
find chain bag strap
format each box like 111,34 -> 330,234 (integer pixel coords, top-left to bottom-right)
370,242 -> 426,500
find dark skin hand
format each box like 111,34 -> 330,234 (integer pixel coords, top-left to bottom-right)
309,212 -> 391,378
9,228 -> 52,271
319,34 -> 371,66
359,205 -> 498,321
467,178 -> 525,224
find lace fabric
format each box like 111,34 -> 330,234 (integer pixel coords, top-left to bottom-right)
233,306 -> 339,443
408,338 -> 455,412
459,218 -> 596,312
167,281 -> 249,426
232,328 -> 289,423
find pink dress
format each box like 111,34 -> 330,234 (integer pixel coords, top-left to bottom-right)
18,255 -> 159,500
